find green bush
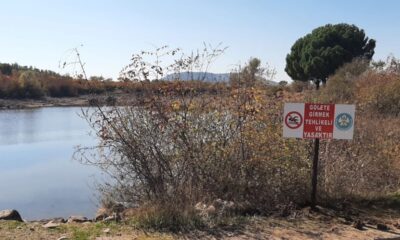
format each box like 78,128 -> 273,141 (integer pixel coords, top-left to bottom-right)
18,71 -> 45,99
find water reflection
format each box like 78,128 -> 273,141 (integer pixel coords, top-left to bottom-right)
0,107 -> 101,220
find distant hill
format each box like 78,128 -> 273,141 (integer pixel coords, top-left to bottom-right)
0,63 -> 59,76
164,71 -> 278,85
164,72 -> 230,82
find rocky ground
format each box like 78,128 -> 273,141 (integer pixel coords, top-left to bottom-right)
1,205 -> 400,240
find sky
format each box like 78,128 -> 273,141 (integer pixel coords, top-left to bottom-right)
1,0 -> 400,82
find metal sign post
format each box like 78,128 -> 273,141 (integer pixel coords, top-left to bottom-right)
283,103 -> 355,208
311,138 -> 319,209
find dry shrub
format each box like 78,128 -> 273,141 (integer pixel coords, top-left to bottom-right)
319,58 -> 369,103
128,204 -> 204,231
314,58 -> 400,203
319,116 -> 400,202
77,87 -> 310,214
75,46 -> 310,228
289,80 -> 313,93
355,71 -> 400,116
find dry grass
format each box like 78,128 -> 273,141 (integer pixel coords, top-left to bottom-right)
2,203 -> 400,239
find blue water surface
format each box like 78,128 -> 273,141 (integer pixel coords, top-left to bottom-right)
0,107 -> 102,220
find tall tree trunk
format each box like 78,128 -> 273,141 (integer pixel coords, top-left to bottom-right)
321,79 -> 327,88
315,80 -> 320,90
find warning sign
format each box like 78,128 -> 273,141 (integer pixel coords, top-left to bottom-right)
303,103 -> 334,139
283,103 -> 355,140
285,111 -> 303,129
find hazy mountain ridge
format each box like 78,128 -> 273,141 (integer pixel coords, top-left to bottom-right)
164,71 -> 278,85
164,72 -> 230,82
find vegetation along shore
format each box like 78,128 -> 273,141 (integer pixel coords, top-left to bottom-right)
1,21 -> 400,240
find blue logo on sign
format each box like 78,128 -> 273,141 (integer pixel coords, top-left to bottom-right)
335,113 -> 353,131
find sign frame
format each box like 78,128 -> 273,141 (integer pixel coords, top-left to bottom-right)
283,103 -> 355,140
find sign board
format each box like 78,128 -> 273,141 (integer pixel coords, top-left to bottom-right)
283,103 -> 355,139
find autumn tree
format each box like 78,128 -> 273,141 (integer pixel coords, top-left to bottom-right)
230,58 -> 275,87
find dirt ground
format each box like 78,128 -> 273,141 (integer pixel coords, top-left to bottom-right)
1,205 -> 400,240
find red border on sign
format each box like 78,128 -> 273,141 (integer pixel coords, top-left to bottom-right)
285,111 -> 303,129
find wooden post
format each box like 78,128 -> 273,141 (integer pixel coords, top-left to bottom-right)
311,138 -> 320,209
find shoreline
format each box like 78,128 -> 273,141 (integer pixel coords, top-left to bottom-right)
0,96 -> 92,110
0,93 -> 129,110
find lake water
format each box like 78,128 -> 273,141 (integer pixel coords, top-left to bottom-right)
0,107 -> 102,220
